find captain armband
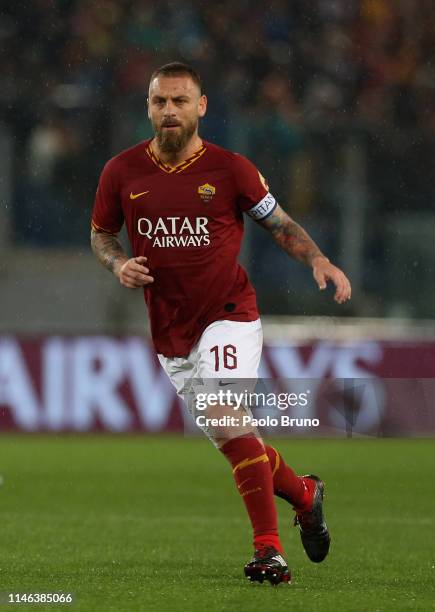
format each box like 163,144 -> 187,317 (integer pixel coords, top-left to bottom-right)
246,193 -> 277,221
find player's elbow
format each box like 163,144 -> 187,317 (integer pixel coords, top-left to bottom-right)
90,228 -> 103,255
90,227 -> 97,247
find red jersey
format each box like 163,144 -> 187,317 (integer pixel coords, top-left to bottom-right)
92,139 -> 277,357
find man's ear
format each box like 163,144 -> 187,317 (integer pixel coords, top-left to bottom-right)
146,97 -> 151,119
198,94 -> 207,118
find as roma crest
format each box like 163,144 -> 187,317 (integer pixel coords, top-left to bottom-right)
198,183 -> 216,203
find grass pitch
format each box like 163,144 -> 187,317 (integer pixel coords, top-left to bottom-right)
1,436 -> 434,611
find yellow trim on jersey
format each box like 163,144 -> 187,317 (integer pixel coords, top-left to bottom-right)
91,220 -> 117,234
145,142 -> 206,174
271,447 -> 280,477
232,453 -> 269,474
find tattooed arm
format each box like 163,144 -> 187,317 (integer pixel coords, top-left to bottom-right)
90,228 -> 128,274
260,204 -> 325,266
258,204 -> 351,303
91,228 -> 154,288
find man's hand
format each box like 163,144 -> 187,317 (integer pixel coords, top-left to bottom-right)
115,256 -> 154,289
90,229 -> 154,288
257,204 -> 351,304
312,256 -> 351,304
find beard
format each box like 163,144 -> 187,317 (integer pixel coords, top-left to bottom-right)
153,117 -> 198,154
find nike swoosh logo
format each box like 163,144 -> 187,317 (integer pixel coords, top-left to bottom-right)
218,381 -> 235,387
130,191 -> 149,200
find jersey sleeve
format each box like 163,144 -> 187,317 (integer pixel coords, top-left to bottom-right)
232,153 -> 277,220
91,158 -> 124,234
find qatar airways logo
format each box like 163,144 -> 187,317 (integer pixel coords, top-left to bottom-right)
137,216 -> 210,248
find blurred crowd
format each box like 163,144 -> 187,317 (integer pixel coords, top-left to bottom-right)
2,0 -> 435,315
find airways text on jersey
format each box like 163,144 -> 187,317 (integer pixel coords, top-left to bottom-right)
137,215 -> 211,248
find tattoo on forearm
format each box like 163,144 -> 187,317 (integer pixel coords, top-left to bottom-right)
90,228 -> 128,273
260,205 -> 324,265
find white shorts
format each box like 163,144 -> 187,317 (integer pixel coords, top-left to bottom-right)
158,318 -> 263,442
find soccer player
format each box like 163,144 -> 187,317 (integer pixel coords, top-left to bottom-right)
91,62 -> 351,585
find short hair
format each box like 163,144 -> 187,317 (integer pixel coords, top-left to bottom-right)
149,62 -> 202,93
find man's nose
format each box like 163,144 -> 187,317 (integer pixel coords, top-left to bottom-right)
163,100 -> 177,114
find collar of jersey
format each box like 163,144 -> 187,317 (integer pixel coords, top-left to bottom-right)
145,140 -> 206,174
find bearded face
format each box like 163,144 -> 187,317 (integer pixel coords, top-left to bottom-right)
152,114 -> 198,154
148,75 -> 207,156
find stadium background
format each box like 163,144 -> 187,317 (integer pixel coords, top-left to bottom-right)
1,2 -> 434,611
1,0 -> 435,433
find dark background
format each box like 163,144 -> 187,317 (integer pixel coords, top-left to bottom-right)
1,0 -> 435,330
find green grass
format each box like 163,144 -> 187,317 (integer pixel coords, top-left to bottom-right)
0,436 -> 434,611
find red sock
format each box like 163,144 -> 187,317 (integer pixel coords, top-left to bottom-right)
220,435 -> 284,553
265,445 -> 312,510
